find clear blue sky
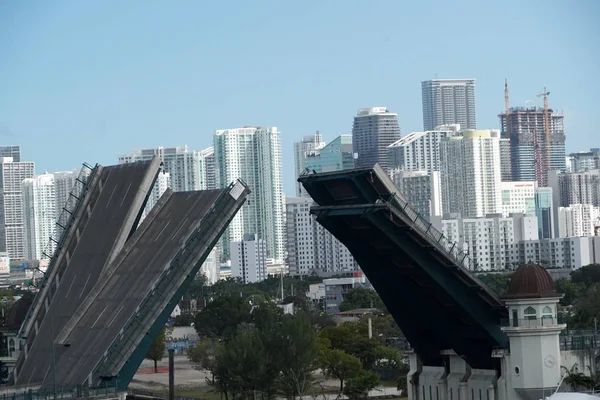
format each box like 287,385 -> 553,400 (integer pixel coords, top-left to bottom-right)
1,0 -> 598,195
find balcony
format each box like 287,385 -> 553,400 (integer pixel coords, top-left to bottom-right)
501,317 -> 565,329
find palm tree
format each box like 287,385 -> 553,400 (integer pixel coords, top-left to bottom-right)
561,364 -> 590,392
586,365 -> 600,393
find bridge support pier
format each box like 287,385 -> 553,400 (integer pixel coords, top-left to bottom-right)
407,350 -> 499,400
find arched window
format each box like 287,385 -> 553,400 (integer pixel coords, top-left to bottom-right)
524,306 -> 537,320
542,306 -> 553,319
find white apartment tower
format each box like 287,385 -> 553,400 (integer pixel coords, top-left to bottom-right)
199,147 -> 216,190
557,204 -> 600,238
53,170 -> 78,214
390,170 -> 443,220
118,146 -> 204,191
421,79 -> 476,131
214,126 -> 285,261
293,132 -> 326,197
0,157 -> 35,259
440,130 -> 502,218
285,197 -> 358,276
140,171 -> 171,222
387,125 -> 460,172
22,174 -> 56,260
231,234 -> 267,283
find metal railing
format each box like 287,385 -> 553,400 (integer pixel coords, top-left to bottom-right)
18,163 -> 98,339
0,381 -> 119,400
386,193 -> 480,271
501,317 -> 564,328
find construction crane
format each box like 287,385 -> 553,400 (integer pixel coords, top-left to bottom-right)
504,80 -> 510,138
537,87 -> 551,184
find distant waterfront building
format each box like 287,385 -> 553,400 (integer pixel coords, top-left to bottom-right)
0,147 -> 20,162
501,181 -> 536,217
0,157 -> 35,259
293,133 -> 326,196
306,135 -> 354,174
199,246 -> 219,285
390,170 -> 442,219
285,196 -> 358,276
440,130 -> 502,218
119,146 -> 203,191
231,234 -> 267,284
549,169 -> 600,208
214,126 -> 285,261
499,107 -> 566,185
199,147 -> 216,190
53,170 -> 78,214
567,150 -> 599,172
535,186 -> 555,239
500,138 -> 512,181
557,204 -> 600,238
352,107 -> 401,170
421,79 -> 476,131
441,213 -> 538,271
518,236 -> 600,269
387,125 -> 460,173
22,174 -> 56,260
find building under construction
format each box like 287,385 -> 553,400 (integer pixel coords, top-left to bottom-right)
499,106 -> 566,185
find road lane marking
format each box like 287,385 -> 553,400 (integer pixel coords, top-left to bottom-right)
91,305 -> 109,329
120,182 -> 133,207
80,274 -> 91,299
154,220 -> 172,242
106,185 -> 118,208
64,274 -> 77,299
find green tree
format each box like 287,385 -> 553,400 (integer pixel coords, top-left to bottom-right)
570,284 -> 600,328
338,288 -> 384,312
174,313 -> 195,326
571,264 -> 600,284
343,371 -> 380,400
321,349 -> 363,392
561,364 -> 591,392
187,339 -> 220,384
555,278 -> 585,306
476,273 -> 511,296
184,275 -> 207,299
373,345 -> 403,370
321,322 -> 380,369
276,312 -> 320,398
194,296 -> 252,338
146,327 -> 167,373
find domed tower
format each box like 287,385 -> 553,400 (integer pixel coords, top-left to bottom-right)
500,264 -> 566,400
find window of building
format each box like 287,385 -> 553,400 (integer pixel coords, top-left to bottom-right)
524,306 -> 536,320
542,306 -> 553,319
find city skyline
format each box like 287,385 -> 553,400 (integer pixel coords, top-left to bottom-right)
1,1 -> 598,196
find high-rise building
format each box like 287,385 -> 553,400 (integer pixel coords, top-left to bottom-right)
214,126 -> 285,261
421,79 -> 476,131
293,132 -> 326,196
231,234 -> 267,283
567,151 -> 599,173
499,107 -> 566,185
0,146 -> 20,162
549,169 -> 600,208
500,138 -> 512,181
440,130 -> 502,218
22,174 -> 56,260
0,157 -> 35,259
387,125 -> 460,172
390,170 -> 442,220
500,181 -> 536,217
535,186 -> 555,239
306,134 -> 354,174
285,196 -> 358,276
53,170 -> 78,214
557,204 -> 600,238
199,246 -> 219,285
352,107 -> 401,170
118,146 -> 202,191
199,147 -> 216,191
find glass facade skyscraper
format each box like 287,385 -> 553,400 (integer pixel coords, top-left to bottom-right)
352,107 -> 401,171
306,135 -> 354,173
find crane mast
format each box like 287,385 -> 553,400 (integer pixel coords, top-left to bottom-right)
537,87 -> 551,185
504,79 -> 510,138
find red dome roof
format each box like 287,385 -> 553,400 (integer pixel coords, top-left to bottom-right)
502,264 -> 559,299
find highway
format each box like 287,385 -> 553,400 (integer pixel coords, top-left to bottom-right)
16,160 -> 160,385
47,190 -> 224,388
